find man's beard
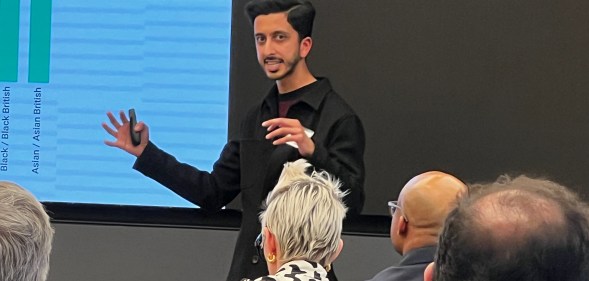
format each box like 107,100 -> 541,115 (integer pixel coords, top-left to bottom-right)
267,55 -> 301,81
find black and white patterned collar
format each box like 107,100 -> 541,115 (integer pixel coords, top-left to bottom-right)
244,260 -> 329,281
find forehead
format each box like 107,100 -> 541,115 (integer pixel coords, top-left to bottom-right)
253,12 -> 295,34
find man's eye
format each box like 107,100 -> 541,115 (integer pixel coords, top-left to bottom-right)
275,34 -> 286,40
255,36 -> 266,43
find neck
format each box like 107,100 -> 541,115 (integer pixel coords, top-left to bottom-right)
269,257 -> 286,276
401,231 -> 438,255
276,61 -> 316,94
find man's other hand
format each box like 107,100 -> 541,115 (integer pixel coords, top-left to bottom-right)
262,118 -> 315,157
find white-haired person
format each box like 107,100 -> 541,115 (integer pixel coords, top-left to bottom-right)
0,181 -> 54,281
244,159 -> 347,281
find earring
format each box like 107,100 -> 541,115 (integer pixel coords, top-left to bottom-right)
266,253 -> 276,263
325,264 -> 331,272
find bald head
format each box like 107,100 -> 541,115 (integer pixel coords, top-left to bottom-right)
472,189 -> 565,246
399,171 -> 467,229
392,171 -> 467,254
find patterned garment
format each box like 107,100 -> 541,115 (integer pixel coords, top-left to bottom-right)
243,260 -> 329,281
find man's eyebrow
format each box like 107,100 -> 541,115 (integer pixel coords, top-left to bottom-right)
254,30 -> 289,37
270,30 -> 290,36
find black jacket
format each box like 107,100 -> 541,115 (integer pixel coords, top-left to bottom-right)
366,246 -> 437,281
133,78 -> 365,280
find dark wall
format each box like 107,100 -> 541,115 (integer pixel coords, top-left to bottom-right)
229,0 -> 589,215
47,223 -> 398,281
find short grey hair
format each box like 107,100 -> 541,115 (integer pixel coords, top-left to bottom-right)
260,159 -> 348,267
0,181 -> 54,281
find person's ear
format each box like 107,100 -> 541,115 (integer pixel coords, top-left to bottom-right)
299,36 -> 312,58
397,215 -> 408,235
324,239 -> 344,272
424,262 -> 435,281
330,239 -> 344,263
263,227 -> 277,254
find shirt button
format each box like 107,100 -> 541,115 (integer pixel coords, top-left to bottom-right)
252,255 -> 259,264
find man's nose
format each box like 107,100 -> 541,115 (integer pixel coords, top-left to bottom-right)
261,41 -> 275,55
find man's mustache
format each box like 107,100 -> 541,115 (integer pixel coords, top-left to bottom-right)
264,56 -> 283,63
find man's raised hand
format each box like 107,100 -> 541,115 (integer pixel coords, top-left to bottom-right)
102,110 -> 149,157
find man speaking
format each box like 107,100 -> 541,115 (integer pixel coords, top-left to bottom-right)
102,1 -> 365,280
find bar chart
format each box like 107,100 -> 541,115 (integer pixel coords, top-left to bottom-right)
0,0 -> 51,83
0,0 -> 21,82
0,0 -> 232,208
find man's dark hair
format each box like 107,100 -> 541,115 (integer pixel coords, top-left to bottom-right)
434,175 -> 589,281
245,0 -> 315,40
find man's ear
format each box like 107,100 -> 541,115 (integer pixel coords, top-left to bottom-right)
397,215 -> 408,235
424,262 -> 435,281
299,36 -> 313,58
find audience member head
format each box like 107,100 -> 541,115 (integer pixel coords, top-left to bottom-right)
390,171 -> 467,255
256,159 -> 347,275
426,175 -> 589,281
245,0 -> 315,41
0,181 -> 54,281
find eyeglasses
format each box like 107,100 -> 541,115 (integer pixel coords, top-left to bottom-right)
388,200 -> 401,216
388,200 -> 409,222
254,233 -> 264,260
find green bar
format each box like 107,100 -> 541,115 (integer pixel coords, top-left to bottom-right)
0,0 -> 21,82
28,0 -> 52,83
